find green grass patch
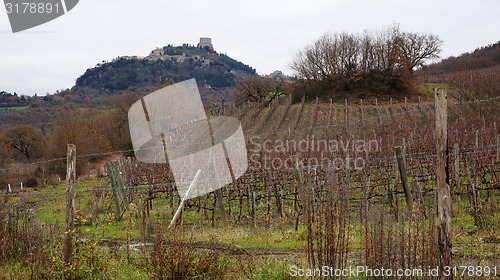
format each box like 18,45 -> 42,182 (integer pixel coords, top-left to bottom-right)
0,106 -> 29,111
191,226 -> 306,250
19,175 -> 500,278
419,82 -> 450,98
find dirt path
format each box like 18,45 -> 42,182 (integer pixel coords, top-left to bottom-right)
192,241 -> 305,263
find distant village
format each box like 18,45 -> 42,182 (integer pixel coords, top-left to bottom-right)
115,37 -> 215,62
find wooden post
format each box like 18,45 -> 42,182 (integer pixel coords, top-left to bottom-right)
328,98 -> 333,127
465,163 -> 478,225
475,130 -> 479,148
292,156 -> 304,231
345,153 -> 350,189
107,162 -> 122,220
361,99 -> 365,127
251,191 -> 257,228
117,159 -> 129,210
453,144 -> 460,191
497,135 -> 500,162
344,99 -> 348,125
63,144 -> 76,278
215,189 -> 228,228
435,88 -> 452,278
375,98 -> 382,125
209,151 -> 228,228
266,182 -> 271,228
168,169 -> 202,229
388,153 -> 399,219
493,121 -> 497,160
280,188 -> 284,218
494,122 -> 497,140
395,146 -> 412,211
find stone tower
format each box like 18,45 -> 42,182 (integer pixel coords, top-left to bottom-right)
197,37 -> 214,51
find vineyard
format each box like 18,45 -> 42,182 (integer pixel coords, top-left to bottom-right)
1,68 -> 500,279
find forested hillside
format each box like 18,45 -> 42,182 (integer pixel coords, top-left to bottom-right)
75,45 -> 256,92
423,41 -> 500,75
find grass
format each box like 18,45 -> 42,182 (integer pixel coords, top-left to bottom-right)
192,226 -> 306,250
0,106 -> 29,112
0,246 -> 150,279
29,178 -> 307,251
418,81 -> 486,102
5,176 -> 499,278
30,177 -> 499,254
419,82 -> 450,97
250,259 -> 296,280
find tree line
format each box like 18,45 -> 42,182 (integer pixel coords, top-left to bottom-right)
0,91 -> 144,187
290,24 -> 442,97
235,24 -> 443,103
424,41 -> 500,75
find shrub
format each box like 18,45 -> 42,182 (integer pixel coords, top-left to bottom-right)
150,223 -> 228,279
25,177 -> 38,188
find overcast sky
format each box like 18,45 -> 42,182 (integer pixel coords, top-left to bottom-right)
0,0 -> 499,96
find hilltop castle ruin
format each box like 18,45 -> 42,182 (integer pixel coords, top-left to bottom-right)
197,37 -> 214,51
116,37 -> 215,62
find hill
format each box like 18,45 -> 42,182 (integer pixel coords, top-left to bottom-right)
74,44 -> 257,95
423,41 -> 500,75
0,42 -> 258,132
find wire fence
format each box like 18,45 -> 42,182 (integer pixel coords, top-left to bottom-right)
1,92 -> 499,278
1,93 -> 499,172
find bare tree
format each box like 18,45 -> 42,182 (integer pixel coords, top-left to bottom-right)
290,24 -> 442,96
292,24 -> 442,79
396,32 -> 443,72
45,110 -> 112,159
235,77 -> 285,105
0,140 -> 12,165
1,124 -> 45,162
